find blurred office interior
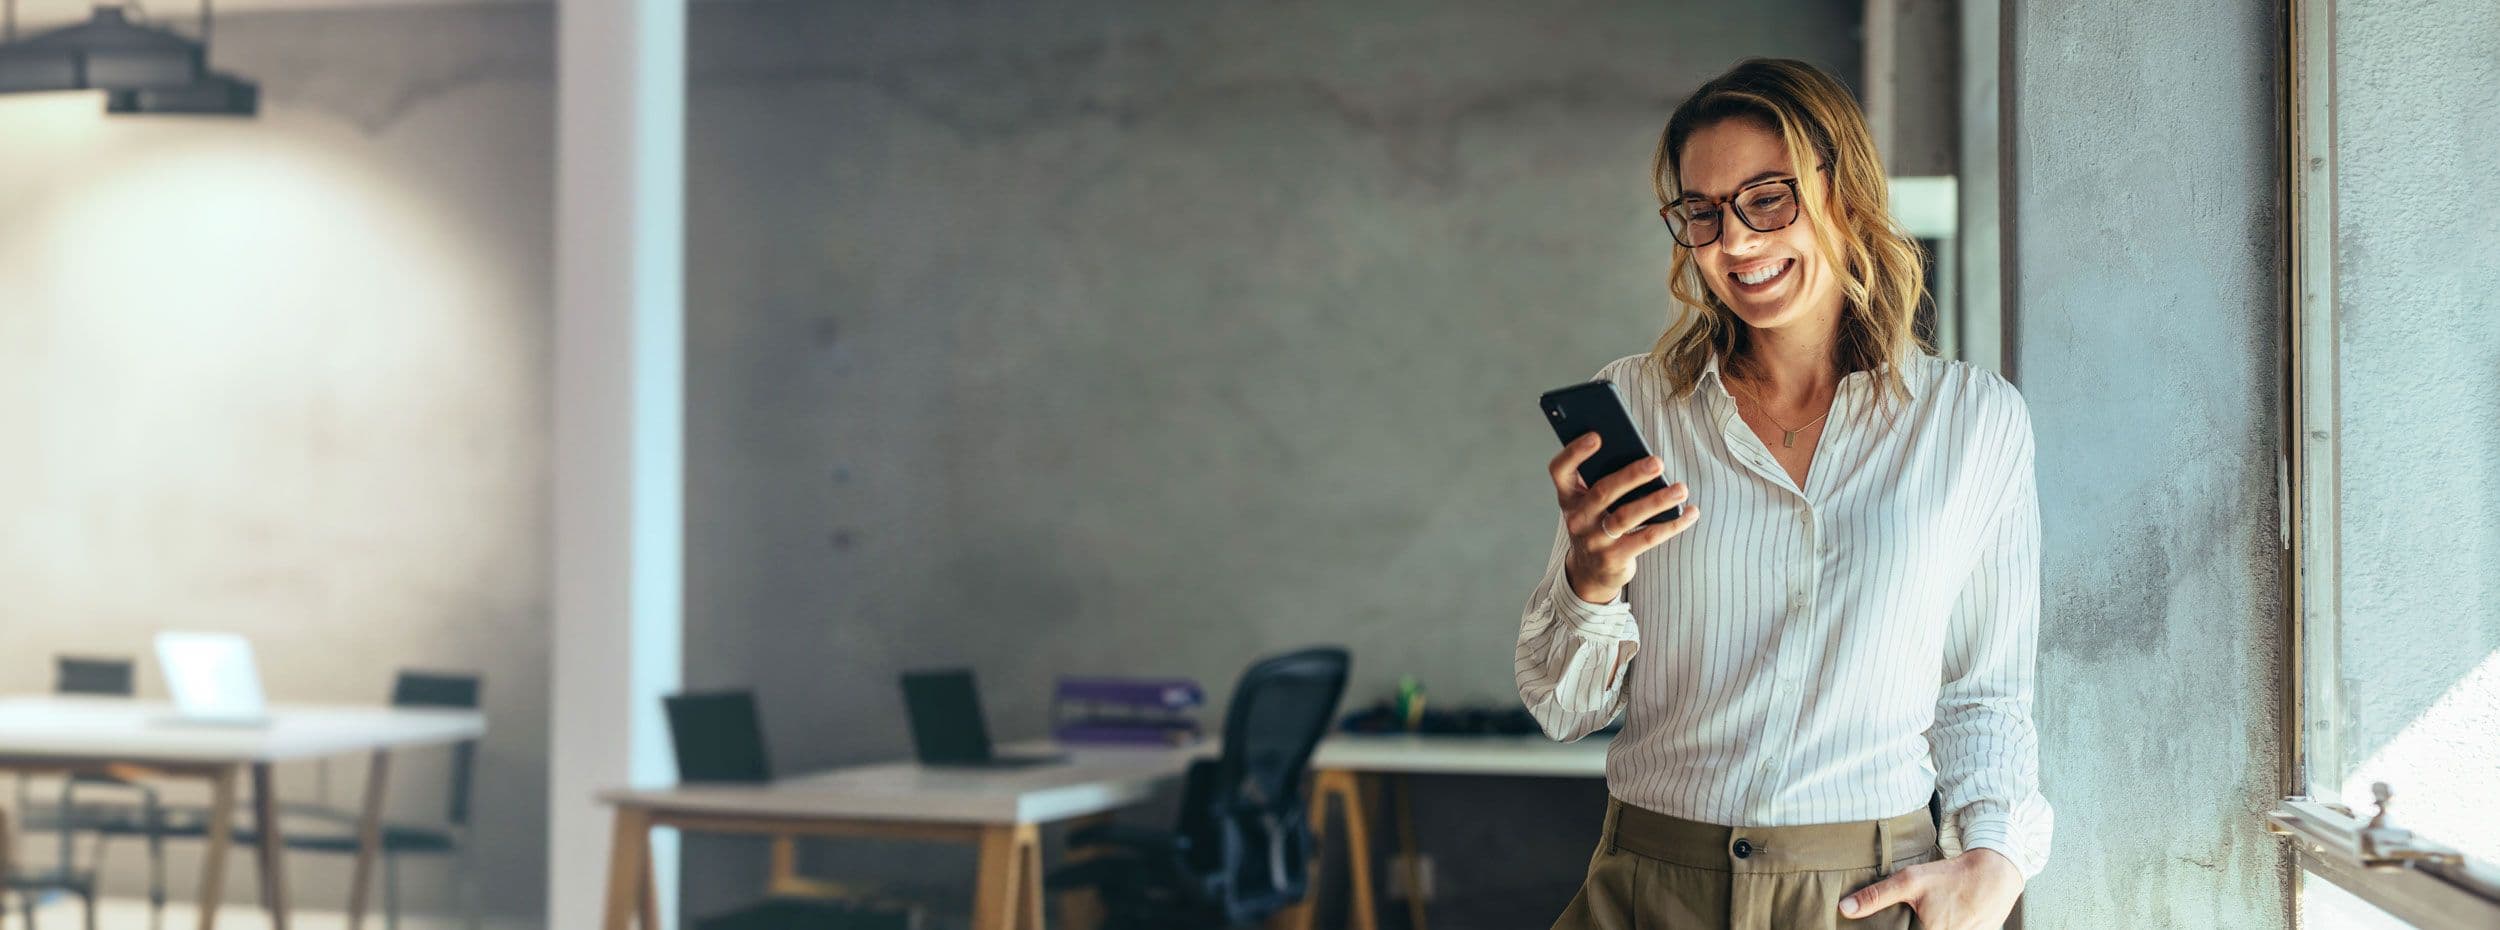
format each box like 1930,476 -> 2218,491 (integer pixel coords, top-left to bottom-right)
0,0 -> 2492,928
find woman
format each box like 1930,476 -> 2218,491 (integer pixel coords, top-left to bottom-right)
1518,59 -> 2050,930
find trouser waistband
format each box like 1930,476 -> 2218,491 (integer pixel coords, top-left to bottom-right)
1602,796 -> 1938,874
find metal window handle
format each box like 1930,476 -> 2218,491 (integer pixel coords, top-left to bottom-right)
2359,782 -> 2464,870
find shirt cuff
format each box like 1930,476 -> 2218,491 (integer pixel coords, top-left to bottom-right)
1943,798 -> 2052,880
1553,585 -> 1636,641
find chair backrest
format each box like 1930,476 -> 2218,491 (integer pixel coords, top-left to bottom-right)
897,669 -> 998,765
26,656 -> 140,804
663,691 -> 773,783
1181,646 -> 1349,919
391,671 -> 482,826
55,656 -> 135,696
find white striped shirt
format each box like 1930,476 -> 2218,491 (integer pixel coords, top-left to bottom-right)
1515,349 -> 2053,878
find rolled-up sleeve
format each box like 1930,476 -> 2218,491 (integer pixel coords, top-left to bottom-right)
1928,396 -> 2055,879
1515,514 -> 1639,742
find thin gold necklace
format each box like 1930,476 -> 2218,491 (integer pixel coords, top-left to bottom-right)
1727,375 -> 1832,449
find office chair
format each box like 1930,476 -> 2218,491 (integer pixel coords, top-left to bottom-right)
231,671 -> 484,930
1049,646 -> 1352,930
12,656 -> 179,930
662,690 -> 917,930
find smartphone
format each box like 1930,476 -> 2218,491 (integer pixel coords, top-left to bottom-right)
1540,379 -> 1681,526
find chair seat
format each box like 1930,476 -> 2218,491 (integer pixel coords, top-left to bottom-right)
691,899 -> 914,930
21,801 -> 217,837
4,867 -> 98,894
232,822 -> 462,855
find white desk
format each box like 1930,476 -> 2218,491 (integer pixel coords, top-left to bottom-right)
1310,733 -> 1610,778
1294,733 -> 1612,930
595,741 -> 1205,930
594,733 -> 1611,930
0,696 -> 487,930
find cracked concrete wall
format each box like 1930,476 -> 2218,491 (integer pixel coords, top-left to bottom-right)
678,1 -> 1861,925
2007,0 -> 2289,927
0,5 -> 554,920
2325,0 -> 2500,868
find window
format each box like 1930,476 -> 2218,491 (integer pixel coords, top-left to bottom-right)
2275,0 -> 2500,926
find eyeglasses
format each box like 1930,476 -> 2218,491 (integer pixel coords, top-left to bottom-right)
1659,167 -> 1824,249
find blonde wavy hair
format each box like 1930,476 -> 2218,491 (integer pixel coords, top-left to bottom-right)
1648,58 -> 1932,406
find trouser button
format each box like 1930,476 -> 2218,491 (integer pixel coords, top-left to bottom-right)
1733,838 -> 1754,859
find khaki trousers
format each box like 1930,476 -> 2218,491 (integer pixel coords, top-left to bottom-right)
1550,797 -> 1943,930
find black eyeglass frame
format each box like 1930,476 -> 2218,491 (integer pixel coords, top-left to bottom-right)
1658,164 -> 1831,249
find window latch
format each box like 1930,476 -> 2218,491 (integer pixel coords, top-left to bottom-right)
2358,782 -> 2465,870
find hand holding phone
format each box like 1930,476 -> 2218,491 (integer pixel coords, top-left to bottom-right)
1540,379 -> 1701,603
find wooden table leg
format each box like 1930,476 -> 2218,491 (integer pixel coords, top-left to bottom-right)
347,750 -> 392,929
1395,774 -> 1426,930
252,763 -> 292,930
600,807 -> 653,930
770,834 -> 798,893
197,766 -> 239,930
1286,769 -> 1377,930
971,823 -> 1042,930
1343,772 -> 1378,930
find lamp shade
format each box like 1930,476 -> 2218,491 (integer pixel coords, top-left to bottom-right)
107,69 -> 254,115
0,6 -> 205,94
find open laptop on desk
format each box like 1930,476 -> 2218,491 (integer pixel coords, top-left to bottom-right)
664,691 -> 773,783
153,632 -> 270,726
899,669 -> 1067,769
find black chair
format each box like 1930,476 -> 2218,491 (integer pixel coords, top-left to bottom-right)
232,671 -> 484,930
12,656 -> 169,930
1049,647 -> 1352,929
662,690 -> 919,930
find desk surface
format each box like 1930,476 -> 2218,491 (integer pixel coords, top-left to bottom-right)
0,696 -> 487,764
600,741 -> 1203,826
601,732 -> 1608,826
1311,733 -> 1610,777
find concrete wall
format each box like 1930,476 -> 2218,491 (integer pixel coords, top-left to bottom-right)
2006,0 -> 2289,928
678,1 -> 1861,925
0,6 -> 553,919
2326,0 -> 2500,866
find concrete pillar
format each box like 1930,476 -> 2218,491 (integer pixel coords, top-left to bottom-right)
549,0 -> 685,927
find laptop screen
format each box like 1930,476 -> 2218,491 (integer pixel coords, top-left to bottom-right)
153,632 -> 268,723
900,669 -> 994,764
664,691 -> 772,783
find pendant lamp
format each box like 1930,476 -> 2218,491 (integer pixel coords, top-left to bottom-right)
0,0 -> 257,115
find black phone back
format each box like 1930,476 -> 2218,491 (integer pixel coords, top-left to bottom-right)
1539,379 -> 1680,526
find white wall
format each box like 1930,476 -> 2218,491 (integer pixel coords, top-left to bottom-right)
0,6 -> 554,917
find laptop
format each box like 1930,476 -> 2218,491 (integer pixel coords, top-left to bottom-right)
899,669 -> 1066,769
153,632 -> 270,726
664,691 -> 773,783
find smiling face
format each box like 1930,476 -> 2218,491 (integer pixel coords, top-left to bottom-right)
1673,118 -> 1845,335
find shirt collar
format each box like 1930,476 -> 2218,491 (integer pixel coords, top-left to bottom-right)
1700,349 -> 1922,401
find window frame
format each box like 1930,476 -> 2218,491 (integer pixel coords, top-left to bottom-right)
2274,0 -> 2500,924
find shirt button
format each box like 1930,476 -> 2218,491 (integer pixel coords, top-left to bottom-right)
1733,838 -> 1754,859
